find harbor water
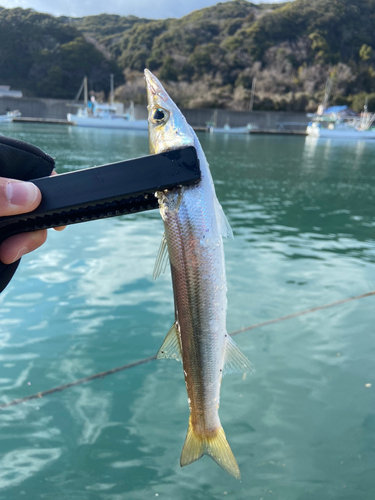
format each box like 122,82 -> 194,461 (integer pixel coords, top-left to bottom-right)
0,123 -> 374,499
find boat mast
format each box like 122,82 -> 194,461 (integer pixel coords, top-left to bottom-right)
110,74 -> 114,106
322,77 -> 331,111
359,97 -> 375,130
72,76 -> 88,106
129,101 -> 135,120
83,76 -> 88,107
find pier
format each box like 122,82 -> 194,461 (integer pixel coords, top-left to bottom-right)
1,95 -> 310,134
13,117 -> 74,125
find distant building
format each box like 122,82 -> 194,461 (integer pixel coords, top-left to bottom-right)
0,86 -> 23,98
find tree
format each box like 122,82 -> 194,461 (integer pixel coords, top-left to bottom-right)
359,44 -> 373,61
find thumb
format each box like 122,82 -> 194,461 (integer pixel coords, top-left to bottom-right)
0,178 -> 41,216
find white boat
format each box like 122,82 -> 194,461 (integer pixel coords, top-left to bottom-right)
68,103 -> 148,130
67,76 -> 148,131
307,121 -> 375,139
306,104 -> 375,140
0,110 -> 21,123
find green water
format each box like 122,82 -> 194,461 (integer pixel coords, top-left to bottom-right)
0,124 -> 374,499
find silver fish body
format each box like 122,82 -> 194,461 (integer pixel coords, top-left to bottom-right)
159,143 -> 227,429
145,69 -> 252,479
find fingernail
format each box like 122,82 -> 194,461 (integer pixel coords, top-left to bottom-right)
6,181 -> 39,206
13,246 -> 28,263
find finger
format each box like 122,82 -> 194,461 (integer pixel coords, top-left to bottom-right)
0,178 -> 41,216
0,230 -> 47,265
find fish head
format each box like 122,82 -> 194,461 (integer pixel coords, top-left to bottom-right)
144,69 -> 195,154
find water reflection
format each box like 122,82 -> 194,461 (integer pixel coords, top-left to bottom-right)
69,386 -> 113,446
0,362 -> 34,394
303,135 -> 319,159
303,135 -> 375,174
0,125 -> 374,499
0,448 -> 61,489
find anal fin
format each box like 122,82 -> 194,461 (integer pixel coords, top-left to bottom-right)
224,335 -> 254,375
156,323 -> 182,362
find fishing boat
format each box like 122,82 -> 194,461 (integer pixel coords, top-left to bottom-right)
306,78 -> 375,140
306,105 -> 375,139
67,101 -> 148,130
0,110 -> 21,123
67,76 -> 148,131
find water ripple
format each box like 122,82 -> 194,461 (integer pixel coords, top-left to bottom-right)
0,448 -> 62,490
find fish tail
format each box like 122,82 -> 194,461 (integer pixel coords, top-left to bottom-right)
180,416 -> 241,479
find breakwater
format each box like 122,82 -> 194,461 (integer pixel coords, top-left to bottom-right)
0,96 -> 309,130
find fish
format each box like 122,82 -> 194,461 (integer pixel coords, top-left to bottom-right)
144,69 -> 253,479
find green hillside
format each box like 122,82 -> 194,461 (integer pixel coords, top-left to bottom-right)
1,0 -> 375,111
0,8 -> 122,98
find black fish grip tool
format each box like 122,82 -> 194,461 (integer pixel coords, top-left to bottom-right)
0,136 -> 200,293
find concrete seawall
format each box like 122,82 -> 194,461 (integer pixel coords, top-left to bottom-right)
0,96 -> 77,120
0,96 -> 309,130
182,108 -> 308,130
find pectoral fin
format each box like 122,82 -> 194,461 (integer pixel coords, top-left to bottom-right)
224,335 -> 253,375
156,323 -> 182,362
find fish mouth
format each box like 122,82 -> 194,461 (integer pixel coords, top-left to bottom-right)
144,69 -> 167,103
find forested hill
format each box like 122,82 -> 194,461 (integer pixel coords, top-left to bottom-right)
0,7 -> 122,98
1,0 -> 375,111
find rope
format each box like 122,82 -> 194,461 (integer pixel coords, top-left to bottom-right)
1,290 -> 374,410
0,356 -> 156,410
230,290 -> 375,336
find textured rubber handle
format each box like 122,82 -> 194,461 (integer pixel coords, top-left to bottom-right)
0,143 -> 200,293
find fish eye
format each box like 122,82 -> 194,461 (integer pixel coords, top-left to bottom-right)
151,108 -> 168,124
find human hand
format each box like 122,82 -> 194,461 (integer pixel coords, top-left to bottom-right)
0,172 -> 64,264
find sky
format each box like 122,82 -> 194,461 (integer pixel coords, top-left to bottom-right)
0,0 -> 289,20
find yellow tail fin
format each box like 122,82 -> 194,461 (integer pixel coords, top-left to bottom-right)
180,416 -> 241,479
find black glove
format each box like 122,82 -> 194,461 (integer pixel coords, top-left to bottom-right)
0,135 -> 55,292
0,135 -> 55,180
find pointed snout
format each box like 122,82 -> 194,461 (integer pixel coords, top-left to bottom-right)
144,69 -> 168,106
